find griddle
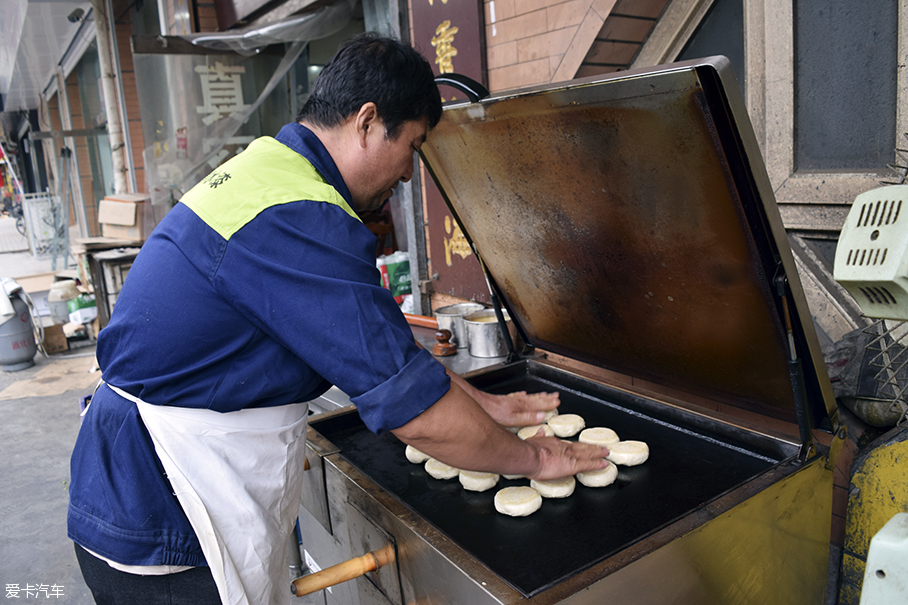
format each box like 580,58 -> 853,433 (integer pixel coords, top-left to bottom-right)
302,57 -> 840,604
311,360 -> 795,596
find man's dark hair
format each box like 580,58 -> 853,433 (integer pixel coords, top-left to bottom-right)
296,33 -> 442,138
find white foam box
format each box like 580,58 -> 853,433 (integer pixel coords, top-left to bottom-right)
13,272 -> 55,317
861,512 -> 908,604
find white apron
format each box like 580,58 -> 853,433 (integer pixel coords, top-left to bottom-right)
109,385 -> 308,605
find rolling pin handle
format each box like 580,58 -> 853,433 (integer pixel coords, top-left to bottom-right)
291,545 -> 394,597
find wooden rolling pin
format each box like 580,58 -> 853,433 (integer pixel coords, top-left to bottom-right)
403,313 -> 437,329
291,544 -> 395,597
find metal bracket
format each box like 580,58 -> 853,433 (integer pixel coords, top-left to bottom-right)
30,126 -> 107,140
825,425 -> 848,471
417,278 -> 434,295
433,73 -> 490,103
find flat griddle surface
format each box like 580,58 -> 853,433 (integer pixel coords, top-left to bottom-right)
314,369 -> 785,596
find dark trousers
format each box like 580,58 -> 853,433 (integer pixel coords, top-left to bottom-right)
74,544 -> 221,605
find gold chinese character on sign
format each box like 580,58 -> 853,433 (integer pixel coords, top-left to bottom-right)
431,20 -> 459,74
444,215 -> 472,266
427,0 -> 448,5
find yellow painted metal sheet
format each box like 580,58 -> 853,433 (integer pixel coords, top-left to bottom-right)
563,457 -> 833,605
840,428 -> 908,604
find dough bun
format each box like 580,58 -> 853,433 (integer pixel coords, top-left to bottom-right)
607,440 -> 649,466
578,427 -> 620,447
546,413 -> 585,438
459,470 -> 500,492
405,445 -> 430,464
517,424 -> 555,440
494,486 -> 543,517
425,458 -> 460,480
530,476 -> 576,498
543,408 -> 559,422
576,462 -> 618,487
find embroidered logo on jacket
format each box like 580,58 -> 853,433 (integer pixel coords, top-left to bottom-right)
203,171 -> 232,188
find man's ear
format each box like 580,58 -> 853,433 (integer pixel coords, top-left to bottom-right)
353,102 -> 380,148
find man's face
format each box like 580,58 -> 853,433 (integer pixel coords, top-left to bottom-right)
351,116 -> 429,214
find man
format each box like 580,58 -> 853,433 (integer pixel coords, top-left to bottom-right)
68,34 -> 608,604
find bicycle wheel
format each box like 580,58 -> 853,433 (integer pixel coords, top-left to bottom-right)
16,215 -> 26,236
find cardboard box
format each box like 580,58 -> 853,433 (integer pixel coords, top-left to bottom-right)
98,193 -> 154,242
42,324 -> 68,354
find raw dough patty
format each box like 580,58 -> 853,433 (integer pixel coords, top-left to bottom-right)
578,427 -> 620,447
425,458 -> 460,480
546,413 -> 585,438
607,440 -> 649,466
459,470 -> 500,492
530,476 -> 576,498
494,486 -> 543,516
576,462 -> 618,487
405,445 -> 430,464
517,424 -> 555,440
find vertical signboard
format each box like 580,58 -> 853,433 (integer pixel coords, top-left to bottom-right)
411,0 -> 490,303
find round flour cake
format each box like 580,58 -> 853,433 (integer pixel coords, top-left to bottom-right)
530,476 -> 576,498
576,462 -> 618,487
546,413 -> 585,438
494,486 -> 543,517
425,458 -> 460,480
607,440 -> 649,466
459,470 -> 499,492
517,424 -> 555,440
578,427 -> 620,447
405,445 -> 430,464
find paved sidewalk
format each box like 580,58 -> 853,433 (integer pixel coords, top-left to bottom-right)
0,215 -> 68,279
0,216 -> 29,254
1,215 -> 92,602
0,349 -> 97,604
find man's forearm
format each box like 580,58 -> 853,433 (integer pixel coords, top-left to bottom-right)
391,381 -> 608,480
391,381 -> 541,477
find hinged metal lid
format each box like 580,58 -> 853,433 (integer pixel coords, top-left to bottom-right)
421,58 -> 836,430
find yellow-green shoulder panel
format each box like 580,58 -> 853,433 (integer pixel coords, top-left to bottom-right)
180,137 -> 359,240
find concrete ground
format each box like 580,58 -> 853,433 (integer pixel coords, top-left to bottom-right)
0,349 -> 98,603
1,215 -> 96,603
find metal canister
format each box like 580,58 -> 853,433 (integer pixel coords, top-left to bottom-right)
463,309 -> 516,358
434,303 -> 484,349
0,294 -> 37,371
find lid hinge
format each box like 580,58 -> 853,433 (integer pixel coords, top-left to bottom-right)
774,266 -> 815,462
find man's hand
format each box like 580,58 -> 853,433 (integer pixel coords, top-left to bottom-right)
480,390 -> 560,427
393,381 -> 608,480
446,370 -> 560,427
524,433 -> 609,481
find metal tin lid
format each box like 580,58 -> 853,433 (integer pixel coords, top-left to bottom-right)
420,58 -> 835,426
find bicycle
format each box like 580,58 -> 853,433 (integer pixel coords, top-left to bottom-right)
12,200 -> 26,237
